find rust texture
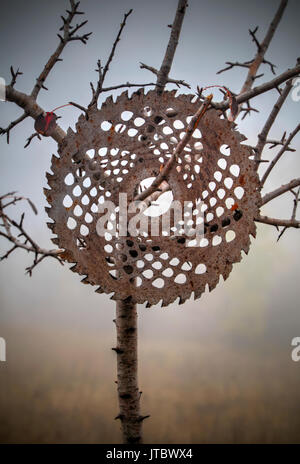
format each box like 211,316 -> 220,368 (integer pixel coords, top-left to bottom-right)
45,89 -> 261,307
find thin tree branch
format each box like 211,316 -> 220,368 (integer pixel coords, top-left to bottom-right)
0,193 -> 64,276
255,215 -> 300,229
155,0 -> 188,94
140,62 -> 190,89
31,0 -> 91,99
214,64 -> 300,111
5,86 -> 66,144
255,79 -> 293,161
217,61 -> 253,74
9,66 -> 23,87
89,10 -> 133,107
24,132 -> 42,148
101,82 -> 156,92
240,0 -> 288,95
276,187 -> 300,240
0,112 -> 28,144
261,178 -> 300,205
134,95 -> 212,202
260,124 -> 300,186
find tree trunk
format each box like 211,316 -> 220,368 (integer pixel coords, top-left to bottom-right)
114,297 -> 145,444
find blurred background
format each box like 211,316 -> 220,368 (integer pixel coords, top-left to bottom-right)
0,0 -> 299,443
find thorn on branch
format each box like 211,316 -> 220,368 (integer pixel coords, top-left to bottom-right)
10,66 -> 23,87
69,101 -> 89,120
112,347 -> 124,354
24,132 -> 42,148
249,26 -> 261,51
263,58 -> 277,75
138,415 -> 150,422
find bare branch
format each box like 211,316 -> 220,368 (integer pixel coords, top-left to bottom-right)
10,66 -> 23,87
0,112 -> 28,144
155,0 -> 188,94
276,187 -> 300,240
255,79 -> 293,161
5,86 -> 66,145
255,215 -> 300,229
265,131 -> 296,151
140,62 -> 190,89
0,193 -> 64,276
101,82 -> 156,92
69,101 -> 89,120
89,10 -> 133,107
24,132 -> 42,148
31,0 -> 91,99
134,95 -> 212,202
240,101 -> 259,120
240,0 -> 288,94
261,178 -> 300,206
260,124 -> 300,186
214,63 -> 300,111
217,61 -> 252,74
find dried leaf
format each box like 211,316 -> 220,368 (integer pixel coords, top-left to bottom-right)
34,112 -> 58,136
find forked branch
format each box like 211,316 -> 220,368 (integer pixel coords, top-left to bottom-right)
0,193 -> 64,276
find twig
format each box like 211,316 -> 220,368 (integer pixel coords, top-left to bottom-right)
155,0 -> 188,94
101,82 -> 156,92
240,0 -> 288,95
255,79 -> 293,161
276,187 -> 300,240
265,137 -> 296,151
217,61 -> 253,74
260,124 -> 300,186
240,101 -> 259,120
255,215 -> 300,229
0,193 -> 64,276
261,178 -> 300,206
215,64 -> 300,111
10,66 -> 23,87
140,63 -> 190,89
89,10 -> 133,107
24,132 -> 42,148
31,0 -> 91,99
0,112 -> 28,144
134,95 -> 212,202
69,101 -> 89,119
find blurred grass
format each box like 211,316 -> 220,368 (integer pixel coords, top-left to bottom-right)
0,324 -> 299,444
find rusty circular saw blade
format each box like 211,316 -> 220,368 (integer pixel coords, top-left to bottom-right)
45,89 -> 261,307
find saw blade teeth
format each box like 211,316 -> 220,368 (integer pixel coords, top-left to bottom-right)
47,222 -> 55,232
104,95 -> 114,106
51,237 -> 59,245
67,127 -> 75,136
95,286 -> 103,294
46,172 -> 54,181
134,87 -> 144,98
145,301 -> 152,308
44,206 -> 51,215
